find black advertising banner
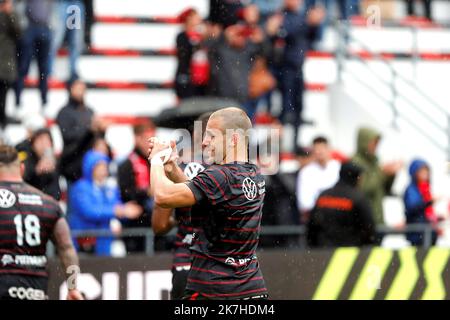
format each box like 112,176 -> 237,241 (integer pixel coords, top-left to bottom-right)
47,247 -> 450,300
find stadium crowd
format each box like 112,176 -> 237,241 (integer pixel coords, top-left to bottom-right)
0,0 -> 448,257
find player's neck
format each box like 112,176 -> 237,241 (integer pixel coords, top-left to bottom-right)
0,173 -> 23,183
223,150 -> 248,164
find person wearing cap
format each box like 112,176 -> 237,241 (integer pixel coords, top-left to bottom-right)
307,161 -> 376,247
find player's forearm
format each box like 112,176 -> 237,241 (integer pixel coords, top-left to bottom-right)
58,244 -> 80,275
151,164 -> 194,208
152,205 -> 176,235
52,218 -> 80,289
151,163 -> 175,201
165,161 -> 189,183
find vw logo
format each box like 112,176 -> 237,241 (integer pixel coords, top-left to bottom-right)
0,189 -> 16,208
242,178 -> 257,201
184,162 -> 205,179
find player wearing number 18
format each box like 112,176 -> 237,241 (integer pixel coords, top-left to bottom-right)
0,145 -> 83,300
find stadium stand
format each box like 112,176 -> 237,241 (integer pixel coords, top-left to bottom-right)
2,0 -> 450,245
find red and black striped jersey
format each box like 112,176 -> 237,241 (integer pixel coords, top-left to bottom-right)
172,162 -> 207,270
0,181 -> 63,278
185,162 -> 268,299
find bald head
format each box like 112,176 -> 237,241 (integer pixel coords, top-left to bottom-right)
209,107 -> 252,133
202,107 -> 252,164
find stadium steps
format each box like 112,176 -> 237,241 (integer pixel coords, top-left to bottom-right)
5,0 -> 450,156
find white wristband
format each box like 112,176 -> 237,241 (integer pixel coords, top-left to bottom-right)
151,147 -> 172,166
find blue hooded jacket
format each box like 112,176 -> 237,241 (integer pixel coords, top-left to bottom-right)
69,151 -> 122,256
403,159 -> 434,245
404,159 -> 432,224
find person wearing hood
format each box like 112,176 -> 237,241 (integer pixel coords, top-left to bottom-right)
307,162 -> 376,247
404,159 -> 439,246
69,151 -> 142,256
351,127 -> 403,225
56,80 -> 110,184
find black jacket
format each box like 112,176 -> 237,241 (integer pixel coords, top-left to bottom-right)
117,149 -> 152,228
175,31 -> 199,99
307,181 -> 376,248
23,151 -> 61,201
56,98 -> 95,183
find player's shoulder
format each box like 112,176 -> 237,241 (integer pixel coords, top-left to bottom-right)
200,164 -> 229,178
21,183 -> 61,209
223,162 -> 261,175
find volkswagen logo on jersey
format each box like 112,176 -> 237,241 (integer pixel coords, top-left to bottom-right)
242,178 -> 257,200
184,162 -> 205,179
0,189 -> 16,208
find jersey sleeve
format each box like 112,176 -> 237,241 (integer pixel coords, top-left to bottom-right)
186,167 -> 230,205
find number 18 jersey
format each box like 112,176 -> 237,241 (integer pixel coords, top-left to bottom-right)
0,181 -> 63,278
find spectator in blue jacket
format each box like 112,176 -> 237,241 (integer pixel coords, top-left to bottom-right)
404,159 -> 439,246
69,151 -> 142,256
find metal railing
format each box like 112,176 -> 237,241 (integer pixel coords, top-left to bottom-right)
335,21 -> 450,160
47,223 -> 441,257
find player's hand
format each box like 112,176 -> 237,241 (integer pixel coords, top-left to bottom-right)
167,140 -> 179,164
67,289 -> 84,300
148,137 -> 171,161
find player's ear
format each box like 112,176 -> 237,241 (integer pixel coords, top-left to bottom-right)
20,162 -> 25,177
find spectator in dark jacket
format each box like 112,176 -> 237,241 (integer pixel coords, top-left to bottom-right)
265,0 -> 324,150
117,123 -> 155,253
56,80 -> 108,184
14,0 -> 53,109
307,162 -> 376,247
404,159 -> 439,246
208,22 -> 264,106
175,8 -> 209,99
0,0 -> 21,129
23,128 -> 61,200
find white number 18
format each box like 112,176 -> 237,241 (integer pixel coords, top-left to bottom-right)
14,214 -> 41,246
